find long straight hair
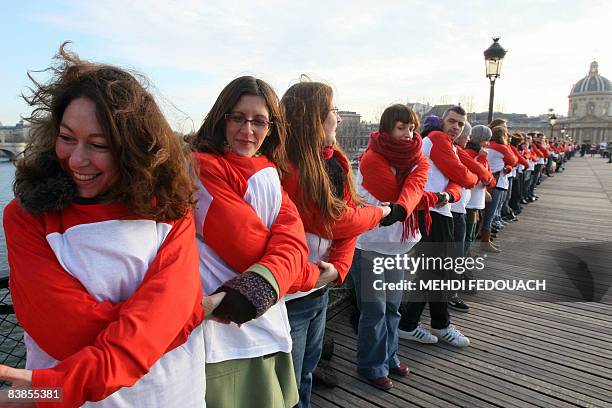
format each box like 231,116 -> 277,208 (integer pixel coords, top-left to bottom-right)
281,81 -> 362,237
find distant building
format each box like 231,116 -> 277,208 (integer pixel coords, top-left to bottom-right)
336,111 -> 364,159
407,102 -> 433,118
560,61 -> 612,144
0,120 -> 31,143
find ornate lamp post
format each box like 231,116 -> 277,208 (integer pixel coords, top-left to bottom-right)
549,111 -> 557,139
484,37 -> 507,124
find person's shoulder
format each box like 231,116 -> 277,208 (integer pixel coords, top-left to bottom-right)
360,149 -> 385,167
427,130 -> 452,146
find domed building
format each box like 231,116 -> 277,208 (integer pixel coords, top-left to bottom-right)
563,61 -> 612,144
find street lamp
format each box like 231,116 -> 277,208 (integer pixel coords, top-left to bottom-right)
549,112 -> 557,138
484,37 -> 507,124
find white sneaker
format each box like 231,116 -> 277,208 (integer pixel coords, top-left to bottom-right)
431,324 -> 470,347
398,323 -> 438,344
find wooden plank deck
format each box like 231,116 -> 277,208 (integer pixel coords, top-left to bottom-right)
313,156 -> 612,408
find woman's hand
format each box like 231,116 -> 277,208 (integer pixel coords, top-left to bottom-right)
379,202 -> 391,218
315,260 -> 338,287
0,365 -> 35,408
435,192 -> 449,208
0,365 -> 32,387
202,292 -> 229,324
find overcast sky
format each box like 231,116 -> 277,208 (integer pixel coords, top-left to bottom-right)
2,0 -> 611,132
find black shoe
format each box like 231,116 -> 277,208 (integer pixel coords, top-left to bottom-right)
321,335 -> 335,360
520,199 -> 528,204
448,296 -> 470,312
313,359 -> 338,388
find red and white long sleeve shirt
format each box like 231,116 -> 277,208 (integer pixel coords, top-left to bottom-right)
4,199 -> 205,408
193,151 -> 309,363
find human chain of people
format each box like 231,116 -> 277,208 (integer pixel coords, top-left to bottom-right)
0,42 -> 604,408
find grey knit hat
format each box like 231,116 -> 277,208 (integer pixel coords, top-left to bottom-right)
470,125 -> 492,143
460,121 -> 472,138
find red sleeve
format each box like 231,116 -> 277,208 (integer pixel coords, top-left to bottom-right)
428,133 -> 478,188
531,144 -> 542,157
359,151 -> 400,202
255,190 -> 310,297
329,205 -> 383,239
5,200 -> 121,360
198,159 -> 273,274
282,167 -> 383,240
326,236 -> 357,285
457,148 -> 492,183
446,181 -> 462,202
416,191 -> 439,210
510,145 -> 529,167
5,201 -> 203,365
393,154 -> 429,215
25,210 -> 204,407
500,145 -> 519,167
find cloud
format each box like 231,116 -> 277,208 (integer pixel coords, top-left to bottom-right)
7,0 -> 612,127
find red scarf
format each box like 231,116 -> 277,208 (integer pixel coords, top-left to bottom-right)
364,131 -> 423,241
321,145 -> 335,160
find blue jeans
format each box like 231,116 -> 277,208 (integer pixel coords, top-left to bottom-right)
286,289 -> 329,408
522,170 -> 532,199
482,188 -> 505,231
494,188 -> 507,223
352,250 -> 404,379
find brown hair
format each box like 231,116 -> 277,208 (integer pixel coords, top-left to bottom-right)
379,104 -> 420,134
281,81 -> 362,237
488,118 -> 507,129
510,132 -> 524,147
191,76 -> 288,175
491,126 -> 508,144
15,42 -> 196,220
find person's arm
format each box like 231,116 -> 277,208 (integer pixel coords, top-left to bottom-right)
5,200 -> 123,360
500,145 -> 519,167
429,134 -> 478,188
457,148 -> 493,184
198,159 -> 275,274
30,213 -> 204,407
359,151 -> 401,202
197,159 -> 312,301
511,145 -> 529,167
394,154 -> 430,214
445,181 -> 462,203
326,236 -> 358,285
248,189 -> 310,297
328,205 -> 384,239
282,164 -> 385,240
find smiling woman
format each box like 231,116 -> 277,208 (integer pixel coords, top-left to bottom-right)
0,43 -> 224,407
55,97 -> 119,198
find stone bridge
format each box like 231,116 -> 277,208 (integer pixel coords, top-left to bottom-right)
0,143 -> 27,161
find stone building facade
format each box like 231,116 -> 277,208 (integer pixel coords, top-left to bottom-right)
560,61 -> 612,144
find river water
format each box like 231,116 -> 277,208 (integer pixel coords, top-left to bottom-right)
0,161 -> 15,279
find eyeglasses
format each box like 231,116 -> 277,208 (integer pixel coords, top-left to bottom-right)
224,113 -> 273,131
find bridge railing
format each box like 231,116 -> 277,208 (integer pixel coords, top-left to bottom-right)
0,276 -> 25,387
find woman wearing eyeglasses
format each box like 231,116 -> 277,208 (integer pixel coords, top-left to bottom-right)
280,80 -> 390,407
190,76 -> 316,408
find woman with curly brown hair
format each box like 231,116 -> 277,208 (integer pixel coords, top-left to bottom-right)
280,80 -> 390,406
0,44 -> 220,407
191,76 -> 317,408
